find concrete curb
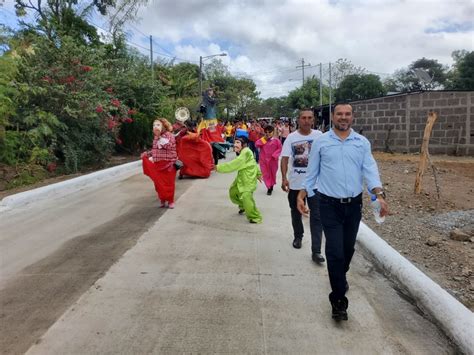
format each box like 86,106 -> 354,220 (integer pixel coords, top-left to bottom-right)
357,222 -> 474,355
0,161 -> 141,211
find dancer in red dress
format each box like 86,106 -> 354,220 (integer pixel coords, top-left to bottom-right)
141,118 -> 178,208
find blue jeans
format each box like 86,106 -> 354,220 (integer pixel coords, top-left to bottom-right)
319,192 -> 362,301
288,189 -> 323,253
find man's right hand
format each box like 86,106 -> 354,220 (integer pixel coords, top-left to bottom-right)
281,178 -> 289,192
296,191 -> 309,217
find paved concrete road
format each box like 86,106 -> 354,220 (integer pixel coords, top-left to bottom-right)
0,174 -> 193,354
5,167 -> 454,354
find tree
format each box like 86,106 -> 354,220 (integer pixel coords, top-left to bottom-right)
203,58 -> 230,84
335,74 -> 386,102
253,97 -> 293,118
164,62 -> 200,99
446,50 -> 474,90
14,0 -> 145,42
287,76 -> 326,110
329,58 -> 366,89
386,57 -> 448,92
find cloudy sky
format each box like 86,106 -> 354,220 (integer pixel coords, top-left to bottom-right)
1,0 -> 473,97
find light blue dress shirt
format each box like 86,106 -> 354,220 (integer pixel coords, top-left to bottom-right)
303,129 -> 382,198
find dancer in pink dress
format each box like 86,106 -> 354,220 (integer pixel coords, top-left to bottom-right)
255,125 -> 282,195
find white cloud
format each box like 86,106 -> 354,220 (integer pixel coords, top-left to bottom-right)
4,0 -> 473,97
131,0 -> 473,97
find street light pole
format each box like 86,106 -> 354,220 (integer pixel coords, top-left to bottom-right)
198,53 -> 227,95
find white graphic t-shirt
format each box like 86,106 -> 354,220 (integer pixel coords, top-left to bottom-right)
281,129 -> 323,190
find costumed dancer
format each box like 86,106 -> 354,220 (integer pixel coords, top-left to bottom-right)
200,121 -> 226,165
197,87 -> 218,133
255,125 -> 282,196
141,118 -> 178,209
215,137 -> 263,224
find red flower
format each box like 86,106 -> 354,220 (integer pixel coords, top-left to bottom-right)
110,99 -> 120,107
96,105 -> 104,113
105,87 -> 113,93
63,75 -> 75,84
115,138 -> 123,145
46,162 -> 57,172
127,109 -> 137,115
107,119 -> 117,130
124,118 -> 133,123
81,65 -> 93,72
41,76 -> 53,83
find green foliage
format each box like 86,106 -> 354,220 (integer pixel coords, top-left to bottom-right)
203,58 -> 230,84
335,74 -> 386,102
6,164 -> 47,189
287,77 -> 327,110
329,58 -> 366,89
446,51 -> 474,90
119,112 -> 153,153
385,57 -> 448,92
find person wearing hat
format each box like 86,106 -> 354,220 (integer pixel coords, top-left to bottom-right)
215,136 -> 263,224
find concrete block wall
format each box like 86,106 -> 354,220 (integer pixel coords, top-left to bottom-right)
351,91 -> 474,155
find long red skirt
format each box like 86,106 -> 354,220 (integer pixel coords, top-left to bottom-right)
142,157 -> 177,202
176,135 -> 213,178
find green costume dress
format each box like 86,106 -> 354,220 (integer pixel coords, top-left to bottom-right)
216,147 -> 263,223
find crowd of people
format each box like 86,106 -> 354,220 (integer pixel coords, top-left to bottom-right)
141,100 -> 389,323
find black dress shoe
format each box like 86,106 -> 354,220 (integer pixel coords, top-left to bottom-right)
292,238 -> 302,249
238,209 -> 245,215
266,188 -> 272,196
312,253 -> 325,263
331,297 -> 348,321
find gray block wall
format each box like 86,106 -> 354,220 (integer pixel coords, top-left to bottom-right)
351,91 -> 473,155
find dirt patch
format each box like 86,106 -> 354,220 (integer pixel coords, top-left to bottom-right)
363,152 -> 474,311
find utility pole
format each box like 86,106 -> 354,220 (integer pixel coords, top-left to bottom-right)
329,62 -> 332,126
199,56 -> 203,96
319,62 -> 323,107
296,58 -> 311,87
150,35 -> 154,82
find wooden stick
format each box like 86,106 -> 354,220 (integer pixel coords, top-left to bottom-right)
414,111 -> 438,194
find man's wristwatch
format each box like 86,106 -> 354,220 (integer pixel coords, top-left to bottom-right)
375,191 -> 386,199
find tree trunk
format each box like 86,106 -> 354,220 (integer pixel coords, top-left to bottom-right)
414,111 -> 438,194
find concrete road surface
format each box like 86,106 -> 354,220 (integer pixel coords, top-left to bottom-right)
2,164 -> 454,354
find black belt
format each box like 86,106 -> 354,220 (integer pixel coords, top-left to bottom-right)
318,192 -> 362,204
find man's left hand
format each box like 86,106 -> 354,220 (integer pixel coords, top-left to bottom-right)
378,198 -> 389,217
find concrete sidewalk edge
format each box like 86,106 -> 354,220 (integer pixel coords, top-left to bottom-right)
0,160 -> 141,211
357,222 -> 474,354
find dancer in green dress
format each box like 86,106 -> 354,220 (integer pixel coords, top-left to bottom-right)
216,137 -> 263,224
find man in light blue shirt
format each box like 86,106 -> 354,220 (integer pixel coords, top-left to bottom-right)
297,103 -> 389,321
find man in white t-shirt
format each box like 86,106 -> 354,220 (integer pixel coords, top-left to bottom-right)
280,109 -> 325,263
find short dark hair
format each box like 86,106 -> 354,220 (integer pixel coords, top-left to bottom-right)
331,103 -> 353,113
235,136 -> 248,145
264,125 -> 274,133
298,108 -> 314,117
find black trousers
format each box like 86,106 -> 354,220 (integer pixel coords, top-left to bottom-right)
287,189 -> 323,253
318,192 -> 362,302
248,141 -> 259,163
